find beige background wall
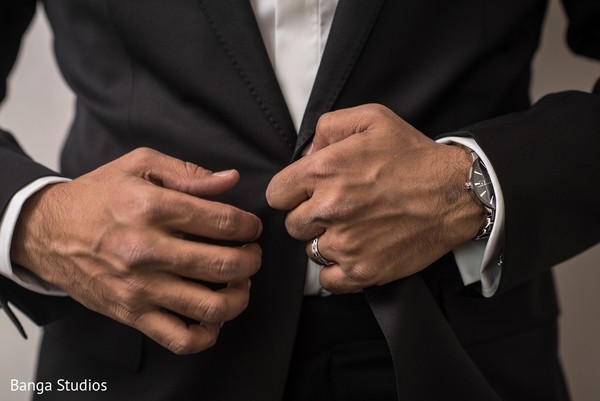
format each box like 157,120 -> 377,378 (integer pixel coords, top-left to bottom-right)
1,1 -> 599,400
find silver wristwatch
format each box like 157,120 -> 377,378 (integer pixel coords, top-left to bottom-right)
464,150 -> 496,240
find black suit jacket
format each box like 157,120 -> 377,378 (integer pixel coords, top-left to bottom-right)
1,1 -> 599,400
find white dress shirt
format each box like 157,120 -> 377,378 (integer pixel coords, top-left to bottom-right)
250,0 -> 504,296
0,0 -> 504,297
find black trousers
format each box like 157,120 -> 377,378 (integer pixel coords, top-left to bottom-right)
33,294 -> 396,401
282,294 -> 397,401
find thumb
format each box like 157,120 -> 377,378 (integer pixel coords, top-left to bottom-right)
125,148 -> 240,198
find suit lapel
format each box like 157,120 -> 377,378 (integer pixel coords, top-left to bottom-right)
196,0 -> 297,152
191,3 -> 502,398
197,0 -> 386,157
294,0 -> 386,158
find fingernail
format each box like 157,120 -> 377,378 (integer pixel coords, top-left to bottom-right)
220,322 -> 225,328
212,169 -> 235,177
302,142 -> 314,156
248,279 -> 252,289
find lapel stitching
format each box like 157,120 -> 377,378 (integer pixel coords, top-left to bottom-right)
294,0 -> 386,158
196,1 -> 296,152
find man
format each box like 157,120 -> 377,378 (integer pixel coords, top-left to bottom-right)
1,1 -> 599,400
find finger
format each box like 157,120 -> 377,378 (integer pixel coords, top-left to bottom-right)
289,218 -> 324,242
149,187 -> 263,242
311,104 -> 392,153
305,236 -> 336,265
265,156 -> 316,211
136,309 -> 221,355
151,240 -> 262,283
319,265 -> 363,295
286,201 -> 327,241
124,147 -> 241,198
152,278 -> 251,323
312,233 -> 371,294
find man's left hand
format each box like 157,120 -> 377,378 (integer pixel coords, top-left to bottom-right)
266,104 -> 486,294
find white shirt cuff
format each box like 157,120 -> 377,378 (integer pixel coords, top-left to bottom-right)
0,176 -> 70,296
436,136 -> 505,297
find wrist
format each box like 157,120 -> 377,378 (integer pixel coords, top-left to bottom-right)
10,182 -> 66,281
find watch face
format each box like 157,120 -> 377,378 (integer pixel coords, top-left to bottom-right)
470,159 -> 495,209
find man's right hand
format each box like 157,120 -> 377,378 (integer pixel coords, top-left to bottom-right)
9,148 -> 263,355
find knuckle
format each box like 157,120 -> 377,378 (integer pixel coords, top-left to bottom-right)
284,214 -> 305,238
128,147 -> 157,164
115,235 -> 154,268
132,191 -> 163,221
310,157 -> 331,179
363,103 -> 388,118
312,198 -> 339,223
359,104 -> 391,129
167,334 -> 195,356
112,301 -> 138,325
197,296 -> 227,322
214,209 -> 240,237
172,161 -> 208,193
112,278 -> 146,311
145,319 -> 221,356
181,161 -> 205,178
344,264 -> 373,284
315,112 -> 334,139
211,252 -> 241,281
123,275 -> 152,300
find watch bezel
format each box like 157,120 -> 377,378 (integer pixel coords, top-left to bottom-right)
468,158 -> 496,210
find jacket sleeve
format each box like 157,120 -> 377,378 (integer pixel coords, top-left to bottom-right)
0,1 -> 76,327
464,88 -> 600,296
563,0 -> 600,60
448,0 -> 600,296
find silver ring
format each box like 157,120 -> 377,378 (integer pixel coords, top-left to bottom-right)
310,237 -> 334,266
